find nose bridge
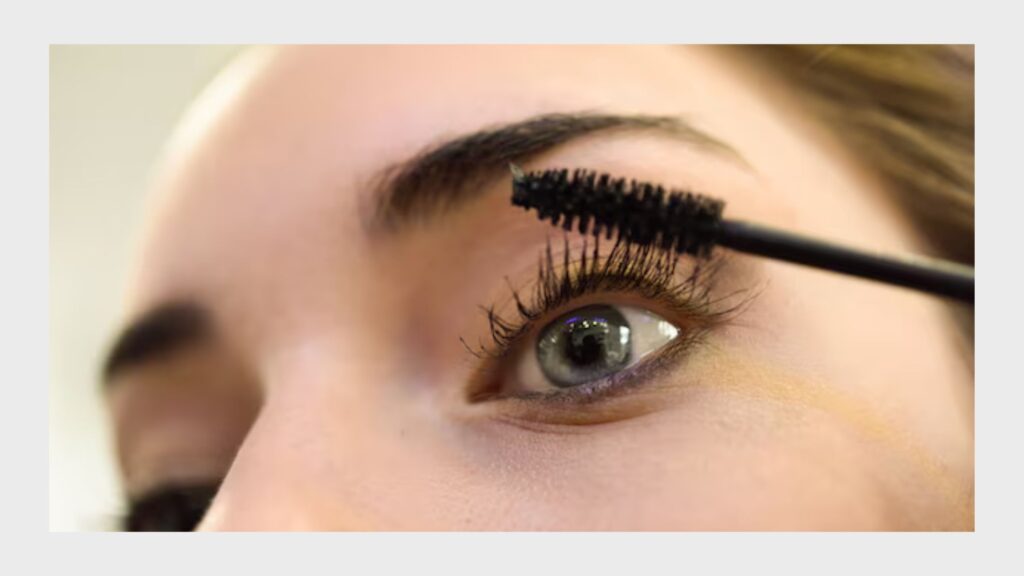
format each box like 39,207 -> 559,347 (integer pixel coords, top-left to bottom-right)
194,396 -> 373,530
196,327 -> 416,531
193,225 -> 443,529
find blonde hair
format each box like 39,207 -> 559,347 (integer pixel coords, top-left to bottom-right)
740,45 -> 974,340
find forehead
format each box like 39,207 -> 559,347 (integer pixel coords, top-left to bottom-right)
130,47 -> 756,295
128,45 -> 872,357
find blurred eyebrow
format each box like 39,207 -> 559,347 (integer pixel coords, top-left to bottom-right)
371,111 -> 746,231
101,301 -> 211,387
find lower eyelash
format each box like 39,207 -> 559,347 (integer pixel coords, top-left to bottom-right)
477,328 -> 702,405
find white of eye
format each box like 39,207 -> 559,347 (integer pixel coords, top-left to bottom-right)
511,304 -> 680,394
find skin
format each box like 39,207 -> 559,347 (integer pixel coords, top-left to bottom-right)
106,46 -> 973,530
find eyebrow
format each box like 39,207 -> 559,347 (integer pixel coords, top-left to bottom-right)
101,301 -> 211,386
372,112 -> 746,231
101,113 -> 740,385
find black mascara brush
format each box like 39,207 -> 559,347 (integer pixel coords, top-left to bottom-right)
509,165 -> 974,303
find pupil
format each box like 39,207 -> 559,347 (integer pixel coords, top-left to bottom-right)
566,321 -> 608,366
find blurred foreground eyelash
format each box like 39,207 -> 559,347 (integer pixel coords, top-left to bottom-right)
122,482 -> 220,531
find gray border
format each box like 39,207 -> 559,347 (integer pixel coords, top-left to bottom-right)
27,0 -> 1022,573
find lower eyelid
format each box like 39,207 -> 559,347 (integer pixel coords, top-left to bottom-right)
473,328 -> 707,427
510,303 -> 681,396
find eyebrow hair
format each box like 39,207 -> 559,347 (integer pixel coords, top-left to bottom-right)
101,113 -> 740,384
101,301 -> 211,386
371,112 -> 746,231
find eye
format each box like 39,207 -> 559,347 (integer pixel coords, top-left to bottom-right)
508,303 -> 680,396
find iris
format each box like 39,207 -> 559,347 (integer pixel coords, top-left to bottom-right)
536,305 -> 632,387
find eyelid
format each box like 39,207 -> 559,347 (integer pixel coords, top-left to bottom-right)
476,333 -> 705,428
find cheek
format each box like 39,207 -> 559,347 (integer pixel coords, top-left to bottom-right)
454,348 -> 963,530
453,389 -> 896,530
200,339 -> 965,531
738,260 -> 974,506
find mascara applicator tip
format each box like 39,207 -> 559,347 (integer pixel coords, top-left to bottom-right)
509,162 -> 526,182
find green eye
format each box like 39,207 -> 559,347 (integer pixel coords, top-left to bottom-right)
511,304 -> 680,395
535,305 -> 633,387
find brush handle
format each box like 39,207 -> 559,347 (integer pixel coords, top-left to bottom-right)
717,220 -> 974,303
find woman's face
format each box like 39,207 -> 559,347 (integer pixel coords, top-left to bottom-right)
104,46 -> 973,530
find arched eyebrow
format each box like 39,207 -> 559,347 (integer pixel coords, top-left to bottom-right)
101,301 -> 211,387
101,114 -> 743,386
371,111 -> 748,231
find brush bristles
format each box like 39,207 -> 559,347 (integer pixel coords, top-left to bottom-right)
511,167 -> 725,256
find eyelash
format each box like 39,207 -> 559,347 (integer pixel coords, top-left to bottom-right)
464,234 -> 746,402
120,482 -> 220,531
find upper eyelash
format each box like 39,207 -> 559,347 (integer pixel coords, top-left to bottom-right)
463,233 -> 743,361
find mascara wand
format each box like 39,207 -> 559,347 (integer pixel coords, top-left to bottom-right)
509,165 -> 974,303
